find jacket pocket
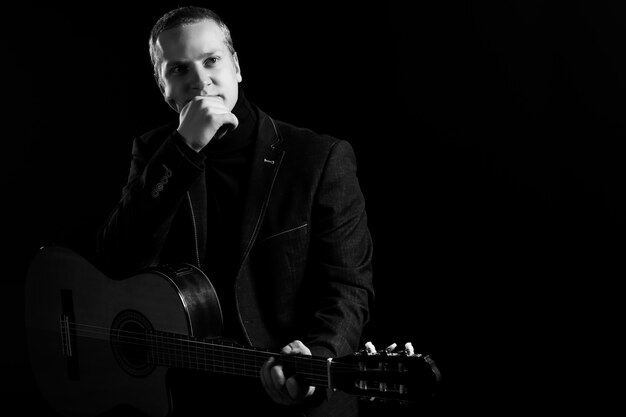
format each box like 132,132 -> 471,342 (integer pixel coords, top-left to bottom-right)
257,223 -> 308,244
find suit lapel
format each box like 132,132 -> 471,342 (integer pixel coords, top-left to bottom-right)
236,111 -> 284,270
187,173 -> 208,268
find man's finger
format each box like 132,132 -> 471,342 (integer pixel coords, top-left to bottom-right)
193,95 -> 229,110
179,95 -> 229,113
270,361 -> 286,392
281,340 -> 311,356
260,357 -> 285,404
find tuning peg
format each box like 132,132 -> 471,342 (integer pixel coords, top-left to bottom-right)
384,343 -> 397,353
364,341 -> 376,354
404,342 -> 415,356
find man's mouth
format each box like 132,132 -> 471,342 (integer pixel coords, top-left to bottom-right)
200,93 -> 223,99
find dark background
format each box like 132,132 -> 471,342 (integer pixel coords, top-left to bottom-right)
4,2 -> 623,416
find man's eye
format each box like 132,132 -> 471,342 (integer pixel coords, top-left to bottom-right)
204,57 -> 220,66
168,66 -> 186,75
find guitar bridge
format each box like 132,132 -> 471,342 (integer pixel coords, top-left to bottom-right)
60,315 -> 72,357
60,289 -> 79,380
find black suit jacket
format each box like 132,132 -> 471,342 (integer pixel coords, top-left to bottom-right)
97,104 -> 374,416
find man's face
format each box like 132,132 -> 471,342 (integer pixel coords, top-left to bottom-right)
155,20 -> 242,112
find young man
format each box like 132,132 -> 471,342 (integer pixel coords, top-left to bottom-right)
97,6 -> 374,416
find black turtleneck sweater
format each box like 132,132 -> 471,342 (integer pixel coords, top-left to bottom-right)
203,88 -> 257,341
175,86 -> 258,341
202,88 -> 257,273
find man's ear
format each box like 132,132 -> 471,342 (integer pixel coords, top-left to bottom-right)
233,52 -> 243,83
154,73 -> 165,94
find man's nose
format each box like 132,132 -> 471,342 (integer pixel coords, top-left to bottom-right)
189,65 -> 212,89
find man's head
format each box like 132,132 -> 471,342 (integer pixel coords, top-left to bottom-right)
149,7 -> 242,112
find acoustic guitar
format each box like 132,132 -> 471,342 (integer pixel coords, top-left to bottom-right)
24,246 -> 440,417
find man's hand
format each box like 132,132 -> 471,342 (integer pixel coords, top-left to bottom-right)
176,96 -> 239,152
260,340 -> 316,405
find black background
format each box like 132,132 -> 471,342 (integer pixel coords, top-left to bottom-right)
4,2 -> 624,416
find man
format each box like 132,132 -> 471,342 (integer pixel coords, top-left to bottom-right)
97,6 -> 374,416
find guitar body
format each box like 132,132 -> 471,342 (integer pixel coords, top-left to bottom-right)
24,246 -> 223,417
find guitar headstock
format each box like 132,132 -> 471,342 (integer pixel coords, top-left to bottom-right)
330,342 -> 441,404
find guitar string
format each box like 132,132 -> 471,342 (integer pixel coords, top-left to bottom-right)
60,323 -> 420,394
64,321 -> 372,369
65,321 -> 415,372
65,328 -> 330,384
62,322 -> 366,383
62,322 -> 412,383
65,321 -> 414,359
64,325 -> 417,397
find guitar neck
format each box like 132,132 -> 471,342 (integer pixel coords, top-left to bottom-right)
144,330 -> 331,388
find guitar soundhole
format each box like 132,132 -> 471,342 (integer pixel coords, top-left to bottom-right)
110,310 -> 155,377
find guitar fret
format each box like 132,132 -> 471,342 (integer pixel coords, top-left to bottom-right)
177,336 -> 182,368
158,332 -> 163,366
147,332 -> 153,364
182,336 -> 186,368
186,335 -> 192,369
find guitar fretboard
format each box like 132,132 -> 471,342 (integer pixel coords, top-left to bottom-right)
108,325 -> 331,387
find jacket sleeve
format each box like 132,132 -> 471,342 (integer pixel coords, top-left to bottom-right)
303,139 -> 375,360
96,132 -> 206,277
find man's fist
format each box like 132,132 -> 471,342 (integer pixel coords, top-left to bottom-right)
177,95 -> 239,151
260,340 -> 316,406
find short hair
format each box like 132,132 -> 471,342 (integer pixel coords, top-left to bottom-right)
148,6 -> 235,78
